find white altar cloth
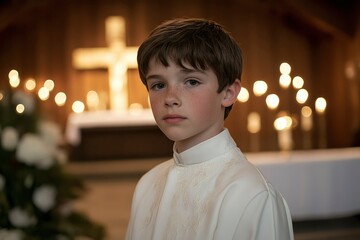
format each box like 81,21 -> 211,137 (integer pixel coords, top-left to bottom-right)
246,147 -> 360,221
65,109 -> 156,145
65,112 -> 360,220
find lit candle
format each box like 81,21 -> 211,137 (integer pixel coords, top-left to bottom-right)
301,106 -> 313,131
274,115 -> 293,151
86,90 -> 100,111
315,97 -> 327,148
129,103 -> 144,116
296,89 -> 309,104
247,112 -> 261,151
44,79 -> 55,92
55,92 -> 67,107
237,87 -> 249,103
279,74 -> 291,89
72,100 -> 85,113
25,78 -> 36,91
38,87 -> 50,101
266,94 -> 279,110
253,80 -> 268,97
8,69 -> 20,88
279,62 -> 291,75
292,76 -> 304,89
301,106 -> 313,149
279,62 -> 292,89
315,97 -> 327,114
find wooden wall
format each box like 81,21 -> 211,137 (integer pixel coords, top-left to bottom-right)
0,0 -> 359,152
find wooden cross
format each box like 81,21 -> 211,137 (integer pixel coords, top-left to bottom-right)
73,16 -> 138,112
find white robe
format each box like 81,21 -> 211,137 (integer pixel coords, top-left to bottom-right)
126,129 -> 294,240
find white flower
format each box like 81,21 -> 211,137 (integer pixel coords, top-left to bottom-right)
12,90 -> 35,114
0,174 -> 5,191
9,207 -> 36,227
16,133 -> 55,169
1,127 -> 19,151
0,229 -> 23,240
38,120 -> 63,147
33,185 -> 57,212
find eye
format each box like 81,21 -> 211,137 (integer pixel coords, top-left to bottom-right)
185,79 -> 200,87
149,82 -> 166,91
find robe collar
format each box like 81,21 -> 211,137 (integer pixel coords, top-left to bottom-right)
173,128 -> 236,166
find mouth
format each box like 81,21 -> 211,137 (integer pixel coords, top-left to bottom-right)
163,114 -> 187,123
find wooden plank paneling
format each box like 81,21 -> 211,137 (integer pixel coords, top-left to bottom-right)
0,0 -> 358,153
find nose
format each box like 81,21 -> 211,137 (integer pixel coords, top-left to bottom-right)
165,85 -> 181,107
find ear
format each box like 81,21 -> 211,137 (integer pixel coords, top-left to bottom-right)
221,79 -> 241,107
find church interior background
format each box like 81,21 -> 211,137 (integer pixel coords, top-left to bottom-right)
1,0 -> 360,239
1,0 -> 360,152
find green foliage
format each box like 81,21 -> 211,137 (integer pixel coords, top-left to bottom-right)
0,84 -> 105,239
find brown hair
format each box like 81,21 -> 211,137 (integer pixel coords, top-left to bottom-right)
137,18 -> 243,118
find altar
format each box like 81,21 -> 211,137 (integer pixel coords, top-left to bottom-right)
65,109 -> 173,160
65,109 -> 360,220
247,147 -> 360,220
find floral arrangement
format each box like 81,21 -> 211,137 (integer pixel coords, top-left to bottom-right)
0,80 -> 105,239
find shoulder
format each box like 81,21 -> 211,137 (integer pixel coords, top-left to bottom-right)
135,159 -> 174,188
221,150 -> 292,217
130,159 -> 174,205
142,158 -> 173,177
214,147 -> 292,215
218,149 -> 270,197
214,152 -> 293,239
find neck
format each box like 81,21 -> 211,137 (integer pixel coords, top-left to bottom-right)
175,126 -> 224,153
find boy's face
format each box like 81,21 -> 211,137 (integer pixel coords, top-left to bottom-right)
145,58 -> 230,152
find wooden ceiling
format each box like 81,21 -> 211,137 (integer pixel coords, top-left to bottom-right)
0,0 -> 358,37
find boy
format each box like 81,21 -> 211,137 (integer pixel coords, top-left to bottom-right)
126,18 -> 294,240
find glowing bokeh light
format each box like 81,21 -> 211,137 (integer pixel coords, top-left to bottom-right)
247,112 -> 261,134
72,101 -> 85,113
266,94 -> 280,109
315,97 -> 327,113
274,115 -> 292,131
44,79 -> 55,92
301,106 -> 312,117
296,89 -> 309,104
8,69 -> 19,79
86,90 -> 100,110
237,87 -> 249,102
279,62 -> 291,75
38,87 -> 50,101
253,80 -> 268,97
292,76 -> 304,89
301,106 -> 313,131
55,92 -> 67,106
25,78 -> 36,91
279,74 -> 291,88
129,103 -> 144,115
16,104 -> 25,114
8,69 -> 20,88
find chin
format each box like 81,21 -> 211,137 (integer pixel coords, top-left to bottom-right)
160,128 -> 189,142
